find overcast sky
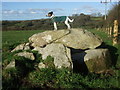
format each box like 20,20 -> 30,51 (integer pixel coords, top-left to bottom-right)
2,1 -> 117,20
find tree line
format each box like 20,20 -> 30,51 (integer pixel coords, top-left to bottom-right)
2,14 -> 103,31
2,3 -> 120,31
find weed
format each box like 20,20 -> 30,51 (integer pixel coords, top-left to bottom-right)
43,56 -> 54,68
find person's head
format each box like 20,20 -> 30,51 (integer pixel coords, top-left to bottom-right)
47,11 -> 53,17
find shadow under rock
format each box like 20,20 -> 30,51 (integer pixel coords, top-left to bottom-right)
70,48 -> 88,74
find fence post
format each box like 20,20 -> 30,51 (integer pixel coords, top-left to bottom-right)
113,20 -> 118,45
108,27 -> 110,37
105,27 -> 107,33
109,27 -> 112,37
107,27 -> 110,36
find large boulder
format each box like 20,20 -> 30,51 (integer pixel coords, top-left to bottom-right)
72,49 -> 111,73
29,30 -> 70,47
33,43 -> 73,69
84,49 -> 111,73
29,29 -> 102,49
55,29 -> 102,49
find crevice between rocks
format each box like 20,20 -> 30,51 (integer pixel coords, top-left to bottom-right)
70,47 -> 89,74
63,45 -> 89,74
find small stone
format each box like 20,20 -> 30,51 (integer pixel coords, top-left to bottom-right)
38,62 -> 46,69
15,51 -> 35,60
5,60 -> 15,69
24,46 -> 30,50
25,43 -> 30,46
11,43 -> 25,52
11,43 -> 30,52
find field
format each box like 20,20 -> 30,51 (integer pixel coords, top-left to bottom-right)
2,30 -> 44,45
2,29 -> 120,89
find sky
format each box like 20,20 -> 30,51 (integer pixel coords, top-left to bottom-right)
2,0 -> 119,2
2,1 -> 117,20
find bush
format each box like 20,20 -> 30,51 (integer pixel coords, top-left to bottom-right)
107,3 -> 120,27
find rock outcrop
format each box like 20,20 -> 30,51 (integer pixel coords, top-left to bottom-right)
29,29 -> 102,49
55,29 -> 102,49
33,43 -> 72,69
29,30 -> 70,47
84,49 -> 111,73
72,49 -> 111,73
15,51 -> 35,60
10,28 -> 112,73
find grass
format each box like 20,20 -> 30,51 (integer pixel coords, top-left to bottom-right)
2,28 -> 120,89
2,30 -> 44,44
88,29 -> 112,44
91,17 -> 103,21
2,30 -> 44,63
